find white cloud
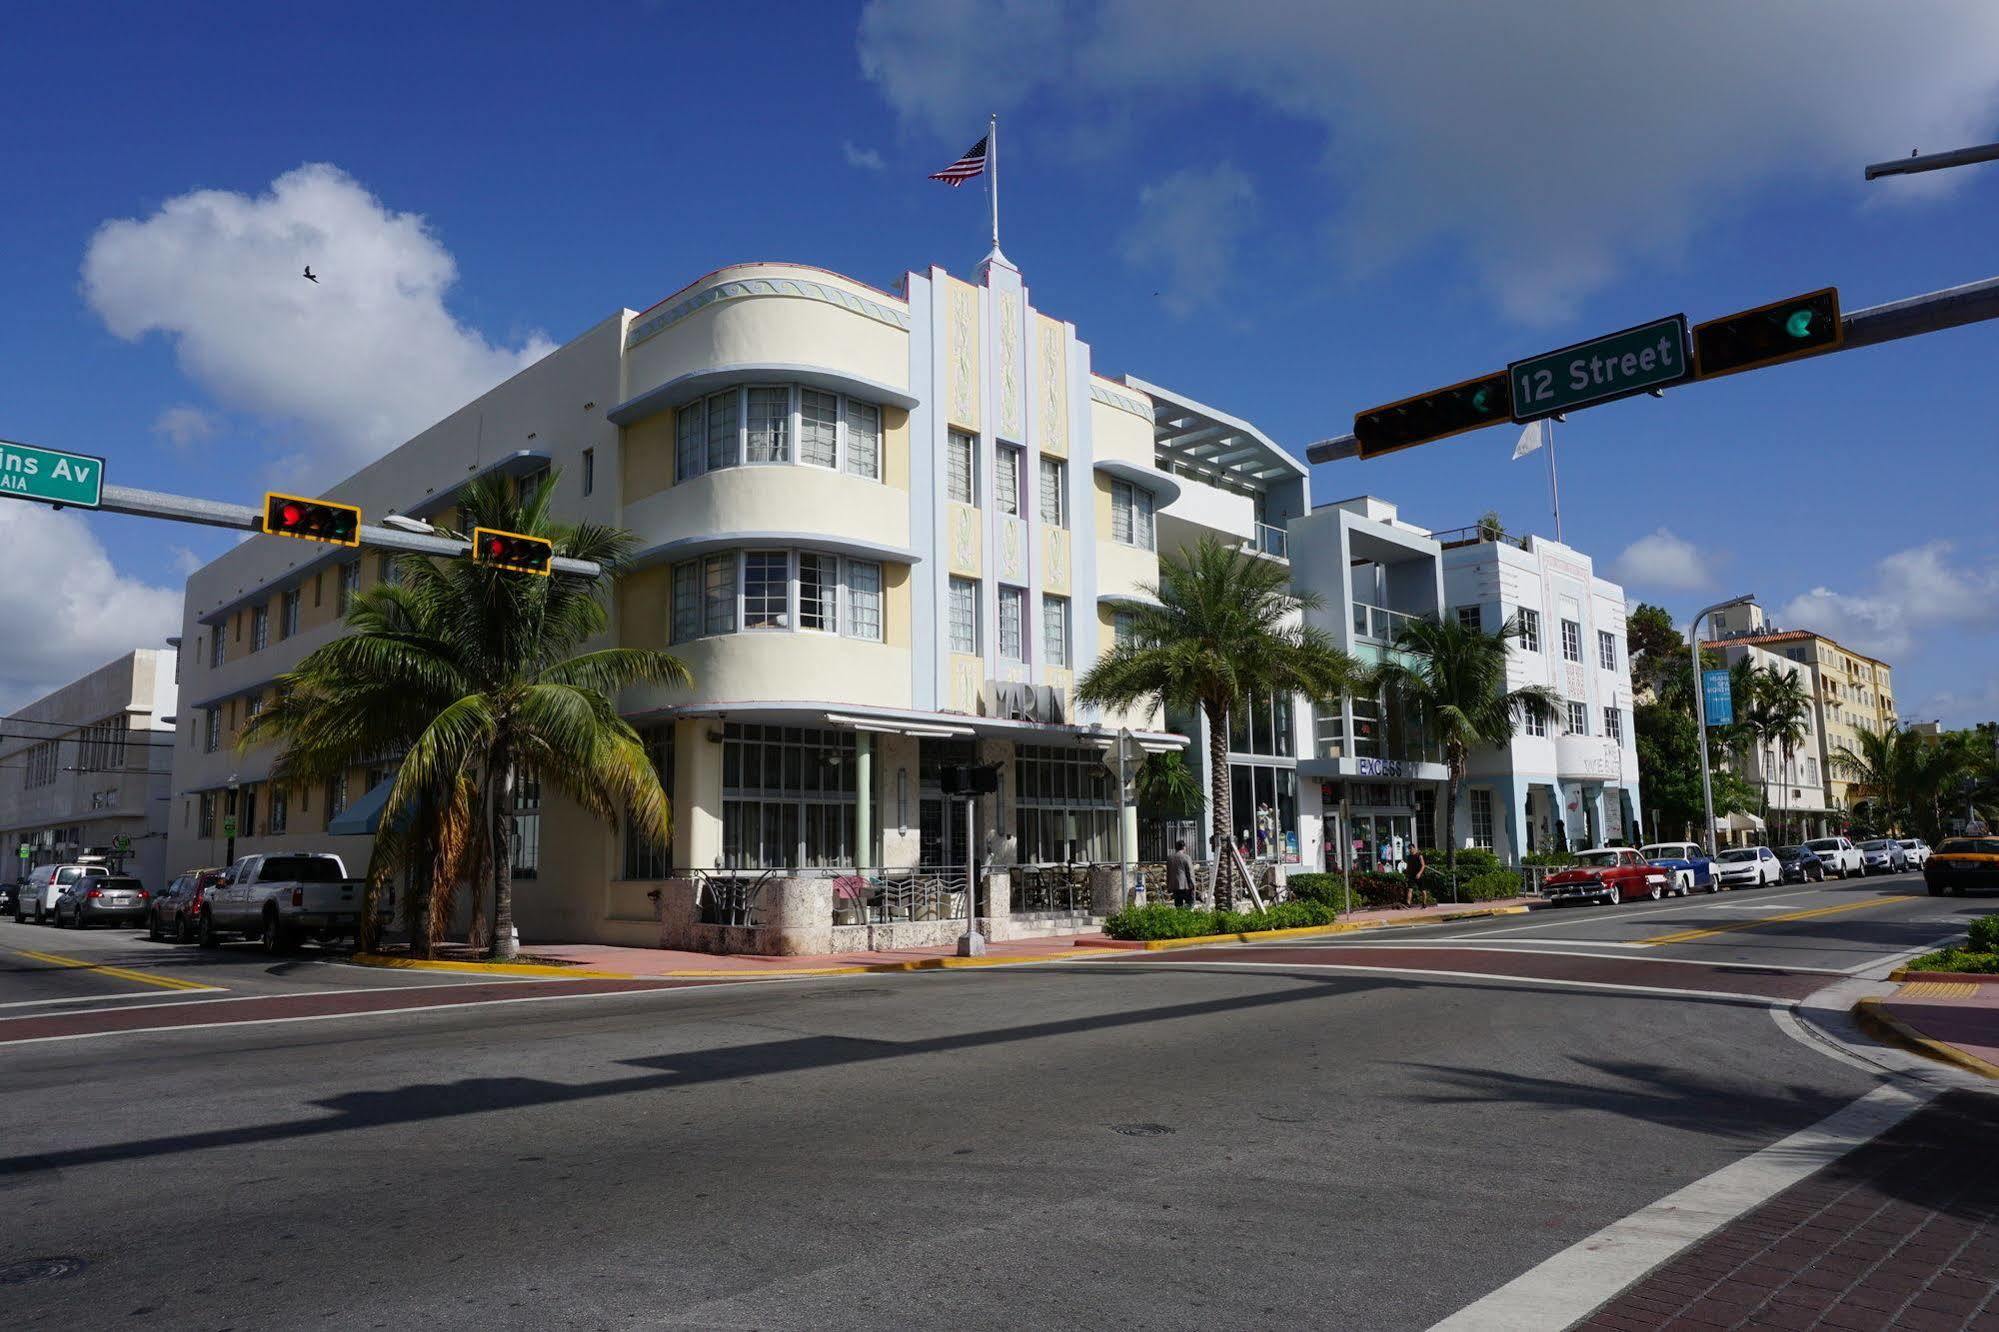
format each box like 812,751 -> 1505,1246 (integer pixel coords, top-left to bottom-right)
167,545 -> 204,576
1613,527 -> 1713,593
857,1 -> 1999,322
152,404 -> 217,450
83,164 -> 554,482
1121,163 -> 1256,317
842,140 -> 886,171
1776,542 -> 1999,660
0,504 -> 181,713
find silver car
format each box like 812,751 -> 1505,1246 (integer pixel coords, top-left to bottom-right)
1857,839 -> 1908,875
54,875 -> 150,928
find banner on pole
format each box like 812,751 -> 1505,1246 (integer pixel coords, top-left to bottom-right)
1702,668 -> 1734,727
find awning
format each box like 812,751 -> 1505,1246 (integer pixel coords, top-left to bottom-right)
1721,811 -> 1766,833
327,776 -> 398,837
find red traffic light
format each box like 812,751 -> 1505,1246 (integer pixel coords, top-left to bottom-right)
262,492 -> 362,547
470,525 -> 553,576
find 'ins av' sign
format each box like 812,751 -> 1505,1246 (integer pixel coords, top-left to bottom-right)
0,439 -> 105,508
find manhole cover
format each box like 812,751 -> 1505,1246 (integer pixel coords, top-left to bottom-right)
1107,1123 -> 1176,1137
0,1257 -> 87,1286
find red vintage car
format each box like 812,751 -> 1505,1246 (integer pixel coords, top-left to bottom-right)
1540,847 -> 1672,907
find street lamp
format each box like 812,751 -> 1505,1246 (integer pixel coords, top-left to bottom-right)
1691,594 -> 1755,857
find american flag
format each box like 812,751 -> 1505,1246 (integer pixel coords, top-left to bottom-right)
928,135 -> 989,186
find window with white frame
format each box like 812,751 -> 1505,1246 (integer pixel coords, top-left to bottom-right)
1470,788 -> 1495,850
1110,479 -> 1154,549
1043,594 -> 1070,667
998,586 -> 1025,661
703,553 -> 738,636
672,552 -> 888,646
511,770 -> 542,878
1457,605 -> 1482,633
1561,618 -> 1581,662
1598,629 -> 1617,670
799,388 -> 839,468
204,706 -> 221,753
844,400 -> 880,480
1517,607 -> 1542,652
947,430 -> 977,505
722,724 -> 856,870
798,552 -> 838,632
1039,455 -> 1066,526
746,386 -> 790,463
1604,705 -> 1622,742
1523,704 -> 1548,738
847,560 -> 882,641
1567,701 -> 1588,734
995,444 -> 1023,516
742,550 -> 790,629
281,588 -> 301,639
1113,608 -> 1138,648
671,561 -> 700,643
706,390 -> 740,470
1806,756 -> 1819,784
949,577 -> 979,653
209,629 -> 225,668
338,560 -> 361,614
251,605 -> 269,653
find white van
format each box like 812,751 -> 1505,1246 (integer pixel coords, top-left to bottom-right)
15,863 -> 110,923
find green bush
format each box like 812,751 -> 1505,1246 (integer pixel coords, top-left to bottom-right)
1905,947 -> 1999,975
1967,913 -> 1999,954
1215,899 -> 1340,933
1285,873 -> 1345,907
1458,870 -> 1524,902
1102,904 -> 1222,941
1433,847 -> 1504,875
1522,849 -> 1579,867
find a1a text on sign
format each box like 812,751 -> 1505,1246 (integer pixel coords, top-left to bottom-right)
0,438 -> 106,508
1702,668 -> 1734,728
1509,315 -> 1691,423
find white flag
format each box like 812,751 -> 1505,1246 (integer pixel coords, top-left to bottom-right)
1511,419 -> 1547,460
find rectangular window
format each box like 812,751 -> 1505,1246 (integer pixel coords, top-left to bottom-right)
671,560 -> 700,643
1567,701 -> 1588,734
511,771 -> 542,878
800,389 -> 839,468
676,399 -> 705,480
843,400 -> 880,480
1110,480 -> 1154,550
995,444 -> 1022,516
325,774 -> 347,827
198,792 -> 216,838
338,560 -> 361,614
378,553 -> 401,587
720,723 -> 856,870
947,430 -> 977,505
1043,594 -> 1070,668
582,447 -> 595,496
998,586 -> 1025,661
269,787 -> 289,835
948,577 -> 979,654
1457,606 -> 1482,633
623,726 -> 675,879
1604,705 -> 1623,742
1015,744 -> 1120,863
1113,609 -> 1138,648
281,588 -> 301,639
1806,756 -> 1819,784
204,706 -> 221,753
210,630 -> 224,668
742,551 -> 790,629
798,552 -> 837,632
1561,618 -> 1581,662
1038,455 -> 1066,527
313,572 -> 323,608
1524,704 -> 1548,738
706,389 -> 739,471
251,605 -> 269,652
1517,607 -> 1541,653
746,386 -> 790,463
846,560 -> 882,641
1598,629 -> 1617,671
1470,789 -> 1494,850
703,553 -> 738,635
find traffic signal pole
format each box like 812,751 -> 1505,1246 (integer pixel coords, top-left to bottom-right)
1306,272 -> 1999,464
91,483 -> 603,577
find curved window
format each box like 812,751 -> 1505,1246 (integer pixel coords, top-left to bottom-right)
670,549 -> 887,646
675,384 -> 886,484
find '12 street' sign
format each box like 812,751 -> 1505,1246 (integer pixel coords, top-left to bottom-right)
1509,315 -> 1691,423
0,438 -> 106,508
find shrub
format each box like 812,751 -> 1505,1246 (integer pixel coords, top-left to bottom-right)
1457,869 -> 1525,902
1285,872 -> 1345,907
1906,947 -> 1999,976
1436,847 -> 1504,875
1215,899 -> 1339,934
1522,849 -> 1579,867
1967,913 -> 1999,954
1102,904 -> 1221,941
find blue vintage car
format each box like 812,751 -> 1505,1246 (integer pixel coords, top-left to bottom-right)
1640,842 -> 1716,894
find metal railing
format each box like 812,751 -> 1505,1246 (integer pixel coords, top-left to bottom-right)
1351,601 -> 1426,644
828,866 -> 971,925
1012,863 -> 1092,914
1252,522 -> 1288,560
693,868 -> 775,927
1430,524 -> 1529,550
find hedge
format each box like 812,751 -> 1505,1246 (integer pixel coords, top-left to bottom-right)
1908,912 -> 1999,973
1102,898 -> 1341,941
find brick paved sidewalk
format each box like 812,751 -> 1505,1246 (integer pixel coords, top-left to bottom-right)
1581,1090 -> 1999,1331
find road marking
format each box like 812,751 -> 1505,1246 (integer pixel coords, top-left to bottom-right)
1429,1083 -> 1932,1332
1638,895 -> 1920,947
1269,940 -> 1846,975
0,989 -> 215,1011
1119,958 -> 1795,1006
1423,884 -> 1837,939
5,947 -> 221,992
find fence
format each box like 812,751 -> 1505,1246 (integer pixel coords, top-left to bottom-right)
692,868 -> 776,927
827,866 -> 972,925
1011,863 -> 1092,914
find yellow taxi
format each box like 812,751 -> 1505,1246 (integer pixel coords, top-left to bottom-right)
1924,836 -> 1999,896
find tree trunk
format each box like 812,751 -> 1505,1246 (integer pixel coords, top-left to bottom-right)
467,767 -> 493,952
1444,746 -> 1464,885
1205,699 -> 1234,911
409,822 -> 435,961
491,759 -> 518,960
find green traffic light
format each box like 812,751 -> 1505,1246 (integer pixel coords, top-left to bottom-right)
1470,385 -> 1494,414
1784,308 -> 1815,339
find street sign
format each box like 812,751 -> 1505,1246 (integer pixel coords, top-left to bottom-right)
113,834 -> 131,852
1508,315 -> 1691,423
222,816 -> 239,839
16,845 -> 28,860
1703,668 -> 1734,727
0,438 -> 105,508
1101,729 -> 1145,783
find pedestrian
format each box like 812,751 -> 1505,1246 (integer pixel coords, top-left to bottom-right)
1166,839 -> 1195,910
1408,846 -> 1428,905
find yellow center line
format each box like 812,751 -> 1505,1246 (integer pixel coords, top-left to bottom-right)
1639,895 -> 1921,947
7,947 -> 222,992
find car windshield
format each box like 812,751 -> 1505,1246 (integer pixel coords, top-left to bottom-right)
1776,846 -> 1807,858
1861,840 -> 1894,851
1938,839 -> 1999,855
1717,849 -> 1760,862
1806,840 -> 1841,852
258,856 -> 347,882
1575,851 -> 1624,867
1640,845 -> 1686,858
1898,840 -> 1922,849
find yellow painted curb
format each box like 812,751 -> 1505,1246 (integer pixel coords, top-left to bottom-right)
8,947 -> 220,993
1129,903 -> 1531,952
349,953 -> 636,980
1852,997 -> 1999,1080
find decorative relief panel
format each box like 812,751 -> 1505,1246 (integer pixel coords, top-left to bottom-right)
951,656 -> 982,714
999,519 -> 1025,582
997,289 -> 1022,440
1089,380 -> 1152,422
949,504 -> 981,576
1042,528 -> 1070,595
1037,317 -> 1067,455
949,282 -> 979,429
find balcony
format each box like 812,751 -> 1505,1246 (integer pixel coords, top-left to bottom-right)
1351,601 -> 1425,644
1308,715 -> 1449,781
1251,522 -> 1288,560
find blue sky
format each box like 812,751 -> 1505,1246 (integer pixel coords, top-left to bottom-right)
4,0 -> 1999,722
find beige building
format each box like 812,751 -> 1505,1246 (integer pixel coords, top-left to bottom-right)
1703,638 -> 1831,842
1704,600 -> 1897,825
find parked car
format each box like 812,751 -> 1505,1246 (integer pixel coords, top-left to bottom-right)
1774,845 -> 1828,884
0,880 -> 18,915
1897,838 -> 1932,869
14,863 -> 111,923
149,868 -> 226,943
201,853 -> 365,953
1540,847 -> 1672,906
54,875 -> 150,928
1857,839 -> 1909,875
1641,842 -> 1716,894
1713,846 -> 1782,888
1804,837 -> 1863,879
1923,837 -> 1999,897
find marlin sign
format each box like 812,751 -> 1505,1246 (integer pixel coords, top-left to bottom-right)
0,439 -> 105,508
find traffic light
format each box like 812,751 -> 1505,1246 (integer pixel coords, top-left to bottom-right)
471,526 -> 553,576
1692,287 -> 1841,380
261,492 -> 361,547
1353,371 -> 1513,459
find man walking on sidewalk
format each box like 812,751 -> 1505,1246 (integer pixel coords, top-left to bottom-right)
1167,840 -> 1196,910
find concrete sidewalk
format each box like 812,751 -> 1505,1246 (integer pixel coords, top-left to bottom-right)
1863,977 -> 1999,1079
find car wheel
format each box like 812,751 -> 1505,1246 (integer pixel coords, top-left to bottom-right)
1928,881 -> 1945,896
148,913 -> 162,942
1648,881 -> 1664,901
261,909 -> 293,956
1675,871 -> 1692,896
174,912 -> 192,945
198,910 -> 220,949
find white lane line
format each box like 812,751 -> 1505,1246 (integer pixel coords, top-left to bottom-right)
0,990 -> 217,1012
1841,933 -> 1970,977
1129,959 -> 1794,1006
0,975 -> 591,1026
1428,1083 -> 1933,1332
1266,942 -> 1847,976
1421,885 -> 1843,939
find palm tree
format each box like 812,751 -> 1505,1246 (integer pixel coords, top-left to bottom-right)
1758,666 -> 1812,841
245,472 -> 689,959
1076,538 -> 1363,903
1371,615 -> 1560,879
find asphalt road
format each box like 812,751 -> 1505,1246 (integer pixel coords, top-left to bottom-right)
6,875 -> 1969,1330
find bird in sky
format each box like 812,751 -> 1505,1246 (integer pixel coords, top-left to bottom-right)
302,265 -> 319,283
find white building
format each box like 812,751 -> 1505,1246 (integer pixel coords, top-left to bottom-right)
1704,638 -> 1830,843
1,650 -> 178,888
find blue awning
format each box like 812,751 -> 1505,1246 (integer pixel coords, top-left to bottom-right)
327,776 -> 398,837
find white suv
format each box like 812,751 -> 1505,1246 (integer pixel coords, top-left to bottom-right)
1898,838 -> 1931,868
1805,836 -> 1863,879
13,863 -> 110,923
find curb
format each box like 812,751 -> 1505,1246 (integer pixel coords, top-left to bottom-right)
349,953 -> 636,979
1095,902 -> 1531,952
1851,997 -> 1999,1080
351,948 -> 1127,982
1886,967 -> 1999,983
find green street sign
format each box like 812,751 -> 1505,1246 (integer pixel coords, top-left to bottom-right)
16,845 -> 28,860
1508,315 -> 1690,423
0,438 -> 106,508
113,834 -> 132,852
222,816 -> 239,839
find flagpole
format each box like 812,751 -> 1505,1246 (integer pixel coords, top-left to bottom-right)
1546,415 -> 1564,543
987,113 -> 1001,255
